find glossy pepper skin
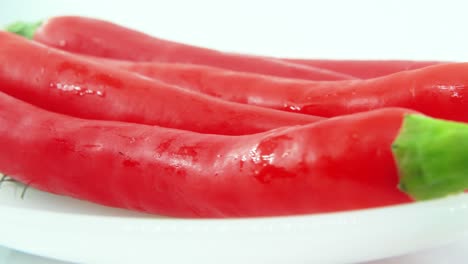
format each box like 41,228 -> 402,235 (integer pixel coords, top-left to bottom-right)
0,31 -> 323,136
284,59 -> 444,79
90,57 -> 468,123
14,16 -> 355,81
0,90 -> 413,218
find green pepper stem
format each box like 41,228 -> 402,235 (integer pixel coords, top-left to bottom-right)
5,21 -> 42,39
393,114 -> 468,200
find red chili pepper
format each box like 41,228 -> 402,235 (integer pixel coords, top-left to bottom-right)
284,59 -> 444,79
0,89 -> 420,217
6,17 -> 356,81
85,57 -> 468,123
0,31 -> 323,135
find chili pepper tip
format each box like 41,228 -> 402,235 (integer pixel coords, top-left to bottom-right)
393,114 -> 468,201
5,20 -> 42,39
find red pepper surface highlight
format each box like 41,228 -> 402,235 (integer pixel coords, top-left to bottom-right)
0,90 -> 413,218
284,59 -> 444,79
90,58 -> 468,123
0,31 -> 323,135
13,16 -> 355,81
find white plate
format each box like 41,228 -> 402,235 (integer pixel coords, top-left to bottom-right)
2,181 -> 468,264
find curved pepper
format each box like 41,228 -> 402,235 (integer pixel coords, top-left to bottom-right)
1,88 -> 465,217
7,17 -> 355,81
0,90 -> 415,217
73,56 -> 468,123
0,31 -> 323,136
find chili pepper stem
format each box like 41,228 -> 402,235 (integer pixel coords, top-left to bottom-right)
6,21 -> 42,39
393,114 -> 468,200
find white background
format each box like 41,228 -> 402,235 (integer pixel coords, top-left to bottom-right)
1,0 -> 468,263
1,0 -> 468,61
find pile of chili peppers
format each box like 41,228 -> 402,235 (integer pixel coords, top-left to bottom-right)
0,16 -> 467,218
